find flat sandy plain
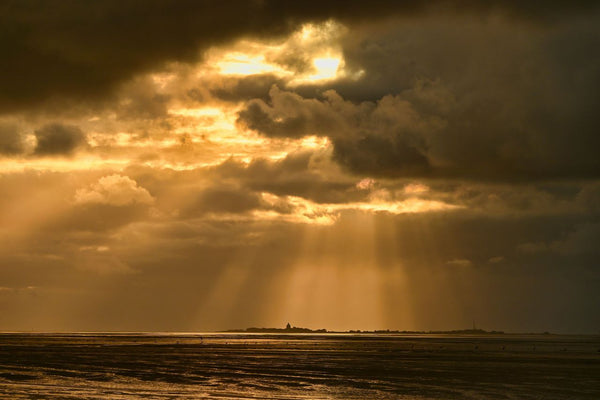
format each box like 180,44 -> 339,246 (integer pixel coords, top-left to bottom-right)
1,333 -> 598,399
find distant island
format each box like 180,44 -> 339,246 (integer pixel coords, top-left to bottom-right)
224,323 -> 506,335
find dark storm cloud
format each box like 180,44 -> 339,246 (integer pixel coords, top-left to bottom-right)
237,89 -> 343,139
333,135 -> 431,177
33,123 -> 86,155
0,122 -> 24,155
210,75 -> 287,103
236,87 -> 445,177
238,9 -> 600,181
1,0 -> 598,113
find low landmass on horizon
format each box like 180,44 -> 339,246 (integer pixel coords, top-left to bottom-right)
225,323 -> 508,335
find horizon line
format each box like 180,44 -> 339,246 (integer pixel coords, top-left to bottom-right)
0,329 -> 598,336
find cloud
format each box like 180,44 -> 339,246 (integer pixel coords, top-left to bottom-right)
1,165 -> 598,332
114,76 -> 171,120
515,220 -> 600,257
237,87 -> 344,138
0,122 -> 25,155
552,223 -> 600,256
210,74 -> 286,103
237,16 -> 600,182
74,175 -> 154,206
577,182 -> 600,213
210,151 -> 362,204
446,258 -> 473,267
238,86 -> 437,176
1,1 -> 598,113
34,123 -> 86,156
336,15 -> 600,180
0,2 -> 599,333
182,187 -> 263,217
517,242 -> 549,254
74,249 -> 135,275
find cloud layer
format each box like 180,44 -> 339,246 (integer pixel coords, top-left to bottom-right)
238,13 -> 600,181
0,3 -> 598,333
2,1 -> 599,112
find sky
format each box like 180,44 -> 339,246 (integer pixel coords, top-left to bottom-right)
1,1 -> 599,333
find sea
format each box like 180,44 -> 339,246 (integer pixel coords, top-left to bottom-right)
0,333 -> 599,399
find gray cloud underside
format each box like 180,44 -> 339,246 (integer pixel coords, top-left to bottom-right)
0,122 -> 24,154
1,0 -> 599,112
33,123 -> 87,155
237,12 -> 600,181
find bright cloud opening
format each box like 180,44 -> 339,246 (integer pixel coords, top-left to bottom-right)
204,20 -> 359,85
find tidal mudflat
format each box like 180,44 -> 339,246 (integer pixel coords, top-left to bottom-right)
1,333 -> 599,399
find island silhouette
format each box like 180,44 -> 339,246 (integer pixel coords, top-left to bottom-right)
225,323 -> 506,335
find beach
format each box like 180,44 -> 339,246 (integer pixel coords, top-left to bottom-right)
1,333 -> 599,399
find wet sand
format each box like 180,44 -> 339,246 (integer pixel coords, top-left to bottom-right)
1,333 -> 599,399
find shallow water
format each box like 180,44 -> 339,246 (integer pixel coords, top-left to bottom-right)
0,333 -> 599,399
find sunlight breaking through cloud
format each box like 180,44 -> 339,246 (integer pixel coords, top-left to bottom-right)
257,192 -> 463,226
205,20 -> 361,85
1,1 -> 598,337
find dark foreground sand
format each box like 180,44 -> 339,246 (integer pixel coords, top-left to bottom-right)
0,333 -> 599,399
